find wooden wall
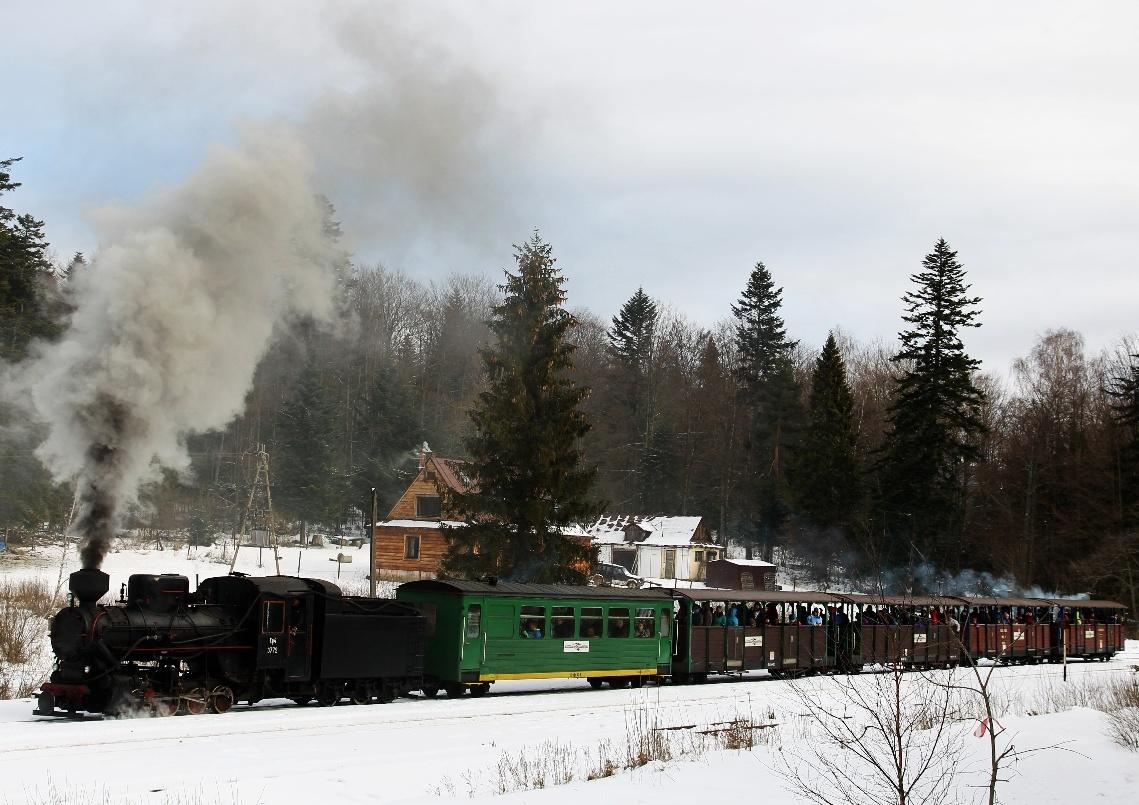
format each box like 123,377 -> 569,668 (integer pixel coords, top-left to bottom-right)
373,525 -> 448,574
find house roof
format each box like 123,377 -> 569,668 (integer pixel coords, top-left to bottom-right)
636,516 -> 705,546
584,514 -> 709,546
429,455 -> 472,494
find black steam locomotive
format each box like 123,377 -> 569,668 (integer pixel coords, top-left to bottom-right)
36,568 -> 425,717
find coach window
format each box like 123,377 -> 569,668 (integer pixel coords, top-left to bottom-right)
634,608 -> 655,638
608,607 -> 631,638
415,495 -> 441,518
263,600 -> 285,634
551,606 -> 575,638
660,608 -> 671,637
404,534 -> 420,560
580,607 -> 603,638
519,605 -> 546,638
465,604 -> 482,639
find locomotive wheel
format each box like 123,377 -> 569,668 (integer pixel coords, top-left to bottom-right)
209,686 -> 236,714
421,684 -> 440,698
182,689 -> 209,716
316,685 -> 341,707
444,683 -> 466,698
351,687 -> 372,706
36,691 -> 56,714
153,697 -> 179,717
587,678 -> 604,690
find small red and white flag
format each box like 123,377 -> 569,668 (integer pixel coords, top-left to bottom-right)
973,717 -> 1004,738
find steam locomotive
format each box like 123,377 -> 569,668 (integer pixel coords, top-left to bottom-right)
36,568 -> 425,717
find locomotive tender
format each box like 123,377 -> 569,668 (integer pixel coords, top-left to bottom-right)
35,570 -> 1127,717
37,568 -> 425,717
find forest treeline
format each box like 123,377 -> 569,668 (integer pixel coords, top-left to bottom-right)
1,160 -> 1137,606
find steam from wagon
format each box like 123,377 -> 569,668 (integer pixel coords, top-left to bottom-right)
14,130 -> 339,568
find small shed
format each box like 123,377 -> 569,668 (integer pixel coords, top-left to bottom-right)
706,559 -> 777,591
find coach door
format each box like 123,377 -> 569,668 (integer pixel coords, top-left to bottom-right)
258,598 -> 287,670
285,595 -> 313,680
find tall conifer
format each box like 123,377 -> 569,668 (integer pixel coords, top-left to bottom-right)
794,333 -> 862,532
441,233 -> 599,582
878,238 -> 985,569
607,287 -> 659,509
732,262 -> 803,557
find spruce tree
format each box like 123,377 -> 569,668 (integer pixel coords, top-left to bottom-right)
878,238 -> 985,569
793,333 -> 862,532
273,365 -> 342,525
732,261 -> 803,557
608,287 -> 658,509
0,157 -> 56,361
1109,352 -> 1139,526
441,233 -> 599,583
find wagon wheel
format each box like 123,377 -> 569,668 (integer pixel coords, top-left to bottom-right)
469,684 -> 489,698
444,683 -> 466,698
629,676 -> 645,689
421,683 -> 440,698
209,686 -> 236,714
316,685 -> 341,707
291,696 -> 313,706
587,678 -> 604,690
350,686 -> 372,706
377,685 -> 396,704
182,688 -> 209,716
607,678 -> 629,689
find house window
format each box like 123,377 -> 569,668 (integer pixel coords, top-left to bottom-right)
404,534 -> 420,560
415,495 -> 441,518
706,551 -> 718,561
694,550 -> 704,562
425,469 -> 436,482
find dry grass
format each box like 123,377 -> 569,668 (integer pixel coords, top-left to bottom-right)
0,578 -> 60,698
433,700 -> 779,797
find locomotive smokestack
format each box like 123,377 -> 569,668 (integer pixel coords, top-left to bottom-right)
69,568 -> 110,608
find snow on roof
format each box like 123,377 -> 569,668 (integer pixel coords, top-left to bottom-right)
637,515 -> 705,545
377,519 -> 466,530
717,558 -> 776,567
584,514 -> 709,546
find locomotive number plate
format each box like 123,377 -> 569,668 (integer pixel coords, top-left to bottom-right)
563,640 -> 590,653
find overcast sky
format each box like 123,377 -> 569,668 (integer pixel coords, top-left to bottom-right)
5,1 -> 1137,377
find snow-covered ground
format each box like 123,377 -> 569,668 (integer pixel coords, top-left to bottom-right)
1,546 -> 1137,804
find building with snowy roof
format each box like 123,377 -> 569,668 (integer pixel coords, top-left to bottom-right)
589,514 -> 724,583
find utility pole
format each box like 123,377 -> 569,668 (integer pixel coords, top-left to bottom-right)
370,487 -> 378,598
230,445 -> 281,575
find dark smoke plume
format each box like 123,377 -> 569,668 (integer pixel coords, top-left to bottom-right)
9,131 -> 338,568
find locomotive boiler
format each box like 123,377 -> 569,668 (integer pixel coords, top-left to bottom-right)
37,568 -> 426,717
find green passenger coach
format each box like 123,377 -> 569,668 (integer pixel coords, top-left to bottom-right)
396,579 -> 674,697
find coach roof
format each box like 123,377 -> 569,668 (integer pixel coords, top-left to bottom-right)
399,579 -> 672,600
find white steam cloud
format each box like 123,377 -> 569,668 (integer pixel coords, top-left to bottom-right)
10,129 -> 337,567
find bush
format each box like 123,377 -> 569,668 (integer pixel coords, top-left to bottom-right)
0,577 -> 60,698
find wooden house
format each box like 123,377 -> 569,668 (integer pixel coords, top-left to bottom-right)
372,448 -> 470,580
372,446 -> 593,580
